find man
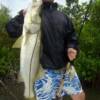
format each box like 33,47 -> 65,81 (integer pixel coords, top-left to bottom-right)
34,0 -> 85,100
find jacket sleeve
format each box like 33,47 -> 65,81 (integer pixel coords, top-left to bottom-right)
64,16 -> 79,52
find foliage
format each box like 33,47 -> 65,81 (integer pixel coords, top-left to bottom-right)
75,51 -> 100,82
76,0 -> 100,85
0,47 -> 20,79
0,5 -> 11,33
60,0 -> 89,33
0,5 -> 19,79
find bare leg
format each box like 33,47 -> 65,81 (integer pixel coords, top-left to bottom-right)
71,92 -> 85,100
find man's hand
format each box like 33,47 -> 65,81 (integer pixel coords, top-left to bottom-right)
67,48 -> 77,61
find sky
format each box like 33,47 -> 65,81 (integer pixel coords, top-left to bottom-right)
0,0 -> 89,17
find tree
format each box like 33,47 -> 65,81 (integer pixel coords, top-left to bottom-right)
60,0 -> 89,33
75,0 -> 100,86
0,5 -> 11,33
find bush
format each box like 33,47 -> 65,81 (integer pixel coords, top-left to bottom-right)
75,51 -> 100,85
0,47 -> 20,79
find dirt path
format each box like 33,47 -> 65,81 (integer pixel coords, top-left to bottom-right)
0,80 -> 24,100
0,79 -> 100,100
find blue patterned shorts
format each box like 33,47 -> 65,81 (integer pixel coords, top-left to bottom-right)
34,66 -> 83,100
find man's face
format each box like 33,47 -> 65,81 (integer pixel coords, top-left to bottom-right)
42,0 -> 54,3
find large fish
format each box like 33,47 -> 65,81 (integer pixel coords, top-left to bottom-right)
15,0 -> 44,99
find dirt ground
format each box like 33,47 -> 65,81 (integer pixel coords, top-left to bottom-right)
0,79 -> 100,100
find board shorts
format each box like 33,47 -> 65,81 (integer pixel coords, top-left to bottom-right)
34,65 -> 83,100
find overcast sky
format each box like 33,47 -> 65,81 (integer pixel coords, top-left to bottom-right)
0,0 -> 89,17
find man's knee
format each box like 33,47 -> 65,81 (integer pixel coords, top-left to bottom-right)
71,92 -> 85,100
80,92 -> 85,100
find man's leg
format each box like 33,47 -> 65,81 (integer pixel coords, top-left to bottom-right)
71,92 -> 85,100
34,73 -> 53,100
34,69 -> 63,100
62,65 -> 85,100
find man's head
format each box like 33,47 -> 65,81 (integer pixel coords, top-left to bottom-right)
42,0 -> 54,3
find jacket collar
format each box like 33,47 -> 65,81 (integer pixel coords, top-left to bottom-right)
42,2 -> 58,10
